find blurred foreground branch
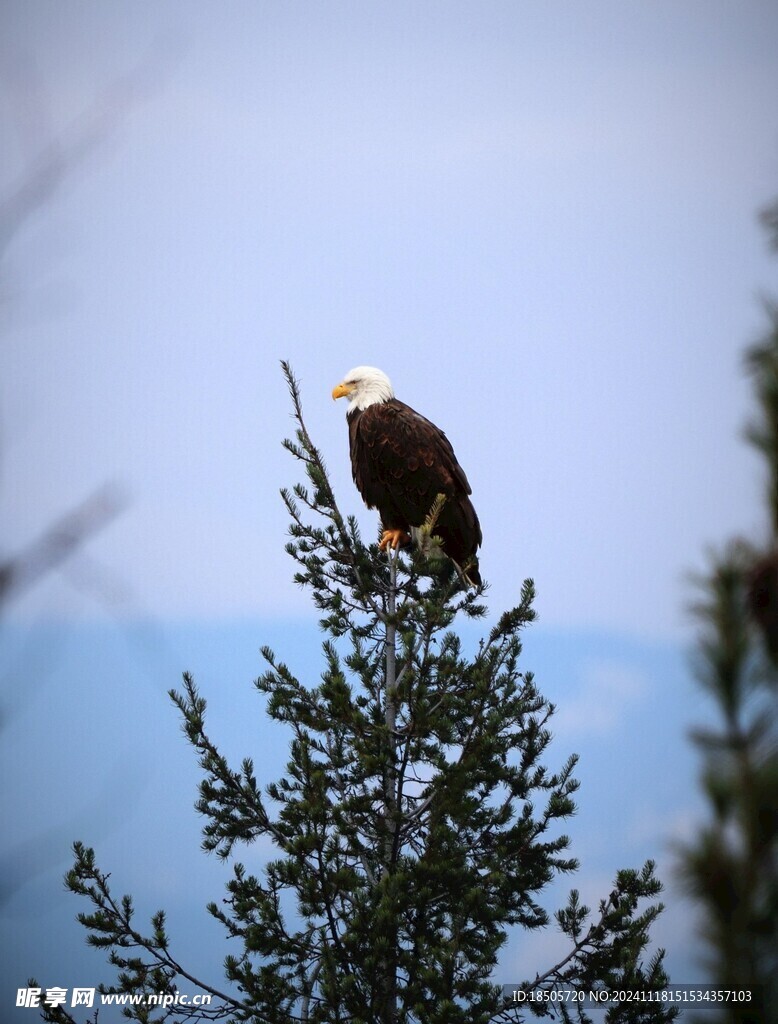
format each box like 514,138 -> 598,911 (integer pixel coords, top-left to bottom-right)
0,482 -> 128,610
0,44 -> 169,263
678,199 -> 778,1023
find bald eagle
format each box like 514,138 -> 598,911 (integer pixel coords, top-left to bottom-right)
332,366 -> 482,587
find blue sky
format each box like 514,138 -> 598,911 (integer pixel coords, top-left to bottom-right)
2,1 -> 778,1016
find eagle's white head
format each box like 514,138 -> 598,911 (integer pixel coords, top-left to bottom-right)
332,366 -> 394,412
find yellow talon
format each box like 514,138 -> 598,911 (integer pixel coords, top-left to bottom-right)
379,529 -> 410,551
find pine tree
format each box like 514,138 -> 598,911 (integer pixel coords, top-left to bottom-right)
679,200 -> 778,1023
34,363 -> 676,1024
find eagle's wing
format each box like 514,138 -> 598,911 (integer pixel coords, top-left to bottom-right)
350,398 -> 473,523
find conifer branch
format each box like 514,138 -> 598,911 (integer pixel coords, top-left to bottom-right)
64,842 -> 261,1021
280,360 -> 386,622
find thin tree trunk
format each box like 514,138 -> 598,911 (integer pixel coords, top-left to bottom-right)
380,551 -> 399,1024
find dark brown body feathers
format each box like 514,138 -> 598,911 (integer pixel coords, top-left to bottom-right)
347,398 -> 482,586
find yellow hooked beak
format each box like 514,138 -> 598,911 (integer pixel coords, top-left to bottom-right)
332,382 -> 354,400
